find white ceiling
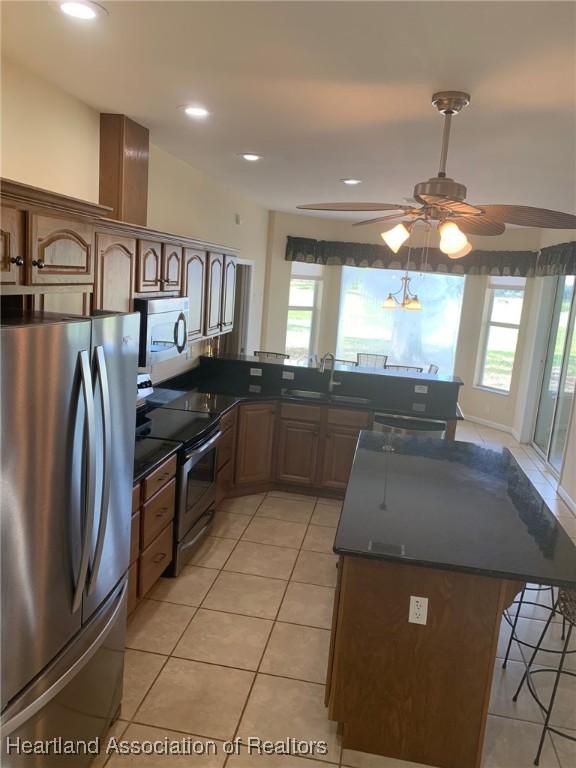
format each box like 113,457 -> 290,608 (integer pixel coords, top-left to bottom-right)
2,1 -> 575,218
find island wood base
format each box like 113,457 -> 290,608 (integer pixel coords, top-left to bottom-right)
326,556 -> 523,768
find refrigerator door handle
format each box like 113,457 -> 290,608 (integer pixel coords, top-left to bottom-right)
1,581 -> 127,737
87,345 -> 112,594
72,350 -> 97,614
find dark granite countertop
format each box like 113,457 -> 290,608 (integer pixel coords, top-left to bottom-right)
335,431 -> 576,588
133,437 -> 180,483
200,353 -> 463,385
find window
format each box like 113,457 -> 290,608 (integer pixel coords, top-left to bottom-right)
476,276 -> 526,393
285,277 -> 321,362
336,267 -> 465,373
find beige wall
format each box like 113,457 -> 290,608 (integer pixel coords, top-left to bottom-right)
1,58 -> 100,201
1,57 -> 270,371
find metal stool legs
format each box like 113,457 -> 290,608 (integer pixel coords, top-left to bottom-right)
503,585 -> 556,669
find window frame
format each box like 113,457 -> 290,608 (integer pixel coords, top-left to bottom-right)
285,276 -> 322,361
475,276 -> 526,394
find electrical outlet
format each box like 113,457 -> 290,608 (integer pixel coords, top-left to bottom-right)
282,371 -> 295,380
409,596 -> 428,625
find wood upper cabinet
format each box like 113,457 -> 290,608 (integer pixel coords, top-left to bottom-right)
276,419 -> 320,485
221,255 -> 237,332
95,232 -> 136,311
161,244 -> 182,291
320,425 -> 361,490
235,402 -> 276,485
28,214 -> 94,285
182,248 -> 207,340
0,207 -> 25,286
205,252 -> 224,336
136,239 -> 162,292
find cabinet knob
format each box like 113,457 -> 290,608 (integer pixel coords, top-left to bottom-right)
32,259 -> 45,269
10,256 -> 24,266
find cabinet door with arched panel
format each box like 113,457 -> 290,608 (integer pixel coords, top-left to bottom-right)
136,239 -> 162,292
0,206 -> 25,286
28,214 -> 94,285
161,244 -> 182,291
95,232 -> 136,312
182,248 -> 207,340
221,255 -> 237,332
205,252 -> 224,336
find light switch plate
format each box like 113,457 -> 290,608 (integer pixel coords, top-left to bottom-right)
409,596 -> 428,625
414,384 -> 428,394
282,371 -> 295,380
249,368 -> 263,377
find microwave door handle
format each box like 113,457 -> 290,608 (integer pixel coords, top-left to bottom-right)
87,345 -> 112,594
72,350 -> 97,614
174,312 -> 187,353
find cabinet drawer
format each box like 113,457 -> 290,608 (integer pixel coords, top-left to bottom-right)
132,484 -> 141,514
217,425 -> 236,471
280,403 -> 322,422
130,511 -> 140,565
139,523 -> 173,597
220,407 -> 237,433
141,479 -> 176,548
142,455 -> 177,500
327,408 -> 372,429
127,562 -> 138,615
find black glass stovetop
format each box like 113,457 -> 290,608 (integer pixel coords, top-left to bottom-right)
148,387 -> 238,415
136,406 -> 218,450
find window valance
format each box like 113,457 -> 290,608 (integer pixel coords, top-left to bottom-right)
285,237 -> 576,277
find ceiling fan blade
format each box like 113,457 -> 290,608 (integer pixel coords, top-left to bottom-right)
354,213 -> 413,227
419,195 -> 483,215
297,202 -> 410,212
476,205 -> 576,229
447,216 -> 506,236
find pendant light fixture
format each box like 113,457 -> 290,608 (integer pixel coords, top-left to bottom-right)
382,273 -> 422,311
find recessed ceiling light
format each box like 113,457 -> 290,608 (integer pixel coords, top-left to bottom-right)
241,153 -> 262,162
60,1 -> 106,20
341,178 -> 362,185
183,105 -> 210,119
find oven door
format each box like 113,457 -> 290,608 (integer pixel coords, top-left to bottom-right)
147,310 -> 187,365
176,429 -> 222,542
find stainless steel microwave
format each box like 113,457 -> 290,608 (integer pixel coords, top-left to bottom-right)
134,297 -> 189,367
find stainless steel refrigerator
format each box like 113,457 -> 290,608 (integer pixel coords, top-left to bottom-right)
0,310 -> 139,766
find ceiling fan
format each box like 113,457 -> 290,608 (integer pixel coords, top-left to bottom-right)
297,91 -> 576,258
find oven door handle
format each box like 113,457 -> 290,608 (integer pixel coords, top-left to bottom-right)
174,312 -> 187,353
183,430 -> 223,465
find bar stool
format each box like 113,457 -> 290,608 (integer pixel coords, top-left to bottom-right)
502,584 -> 558,668
512,588 -> 576,765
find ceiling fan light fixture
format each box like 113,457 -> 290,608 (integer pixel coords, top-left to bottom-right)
447,242 -> 473,260
381,223 -> 411,253
438,221 -> 470,255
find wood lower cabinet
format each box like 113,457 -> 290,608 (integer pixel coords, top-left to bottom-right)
28,214 -> 94,285
205,252 -> 224,336
182,248 -> 207,340
0,206 -> 25,286
276,418 -> 320,485
221,255 -> 236,332
136,239 -> 162,292
130,454 -> 177,613
216,407 -> 238,500
235,402 -> 276,485
95,232 -> 136,311
320,426 -> 361,490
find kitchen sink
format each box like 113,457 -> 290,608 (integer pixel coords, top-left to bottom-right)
330,394 -> 371,405
285,389 -> 326,400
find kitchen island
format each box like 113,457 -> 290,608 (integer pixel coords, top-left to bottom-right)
327,432 -> 576,768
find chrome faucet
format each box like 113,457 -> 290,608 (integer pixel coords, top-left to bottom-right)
320,353 -> 341,394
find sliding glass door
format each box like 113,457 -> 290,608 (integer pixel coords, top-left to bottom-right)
533,276 -> 576,472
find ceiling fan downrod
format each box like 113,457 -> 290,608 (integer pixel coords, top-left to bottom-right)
431,91 -> 470,178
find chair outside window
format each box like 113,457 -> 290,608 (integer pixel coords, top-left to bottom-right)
357,353 -> 388,368
386,364 -> 424,373
254,351 -> 290,360
323,357 -> 358,369
428,364 -> 439,374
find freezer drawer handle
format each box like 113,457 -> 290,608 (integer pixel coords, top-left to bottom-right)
152,552 -> 167,564
72,350 -> 97,614
87,346 -> 112,594
1,582 -> 127,737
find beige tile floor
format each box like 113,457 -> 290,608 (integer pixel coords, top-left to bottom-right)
99,422 -> 576,768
